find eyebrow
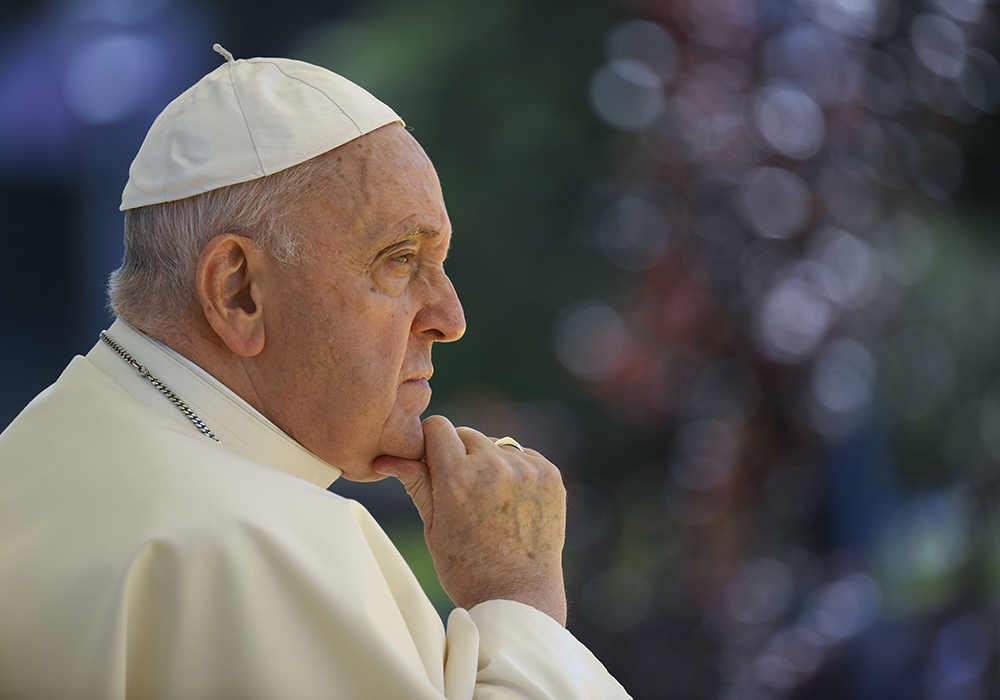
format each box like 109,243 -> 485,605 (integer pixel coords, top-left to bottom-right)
372,225 -> 447,264
388,225 -> 445,250
402,225 -> 442,241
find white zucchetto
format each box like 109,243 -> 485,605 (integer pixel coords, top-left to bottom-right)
120,44 -> 403,210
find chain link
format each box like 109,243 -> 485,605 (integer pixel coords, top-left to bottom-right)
99,331 -> 219,442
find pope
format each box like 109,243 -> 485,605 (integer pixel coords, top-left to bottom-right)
0,45 -> 630,699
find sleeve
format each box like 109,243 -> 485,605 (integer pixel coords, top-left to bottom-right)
122,490 -> 630,700
444,601 -> 632,700
120,510 -> 457,699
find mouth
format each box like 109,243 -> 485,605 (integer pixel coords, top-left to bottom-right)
396,375 -> 433,414
404,368 -> 434,384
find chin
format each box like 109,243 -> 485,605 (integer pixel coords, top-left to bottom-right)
338,415 -> 425,482
342,467 -> 392,484
389,431 -> 427,462
381,415 -> 427,460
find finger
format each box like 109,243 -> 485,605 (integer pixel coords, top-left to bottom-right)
482,434 -> 540,458
421,415 -> 470,464
373,454 -> 426,480
373,455 -> 433,524
492,436 -> 528,454
454,426 -> 505,455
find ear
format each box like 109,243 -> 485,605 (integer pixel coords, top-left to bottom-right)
196,234 -> 267,357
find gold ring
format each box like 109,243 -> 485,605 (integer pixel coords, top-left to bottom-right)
494,436 -> 525,452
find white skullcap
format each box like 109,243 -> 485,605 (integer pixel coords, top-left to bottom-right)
120,44 -> 403,210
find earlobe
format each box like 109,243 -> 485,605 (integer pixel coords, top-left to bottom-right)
196,234 -> 266,357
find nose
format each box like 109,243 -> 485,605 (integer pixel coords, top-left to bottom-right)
414,271 -> 466,342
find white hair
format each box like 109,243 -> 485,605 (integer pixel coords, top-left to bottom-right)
108,154 -> 334,330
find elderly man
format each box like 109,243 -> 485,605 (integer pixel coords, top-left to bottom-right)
0,46 -> 629,699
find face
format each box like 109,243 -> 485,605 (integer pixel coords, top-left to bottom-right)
254,125 -> 465,481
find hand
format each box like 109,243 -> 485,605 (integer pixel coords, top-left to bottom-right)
373,415 -> 568,625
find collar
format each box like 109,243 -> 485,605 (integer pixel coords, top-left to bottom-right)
86,318 -> 342,489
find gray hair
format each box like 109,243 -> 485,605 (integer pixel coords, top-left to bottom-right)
108,153 -> 334,330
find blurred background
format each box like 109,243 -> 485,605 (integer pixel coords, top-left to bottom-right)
3,0 -> 1000,697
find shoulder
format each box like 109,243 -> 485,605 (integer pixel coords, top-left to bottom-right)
0,353 -> 374,558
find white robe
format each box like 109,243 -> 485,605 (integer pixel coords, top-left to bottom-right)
0,319 -> 630,699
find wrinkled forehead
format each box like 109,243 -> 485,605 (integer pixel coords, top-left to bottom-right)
329,125 -> 436,186
292,125 -> 449,248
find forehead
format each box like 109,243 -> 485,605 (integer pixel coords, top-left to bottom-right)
299,125 -> 450,250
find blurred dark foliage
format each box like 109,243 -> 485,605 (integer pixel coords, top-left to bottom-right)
564,0 -> 1000,698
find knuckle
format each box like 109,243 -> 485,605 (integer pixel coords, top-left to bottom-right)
455,426 -> 485,444
422,414 -> 451,433
533,456 -> 561,480
538,464 -> 566,495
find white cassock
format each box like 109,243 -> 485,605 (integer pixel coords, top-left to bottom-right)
0,319 -> 630,699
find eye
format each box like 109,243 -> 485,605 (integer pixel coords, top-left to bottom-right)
391,252 -> 413,265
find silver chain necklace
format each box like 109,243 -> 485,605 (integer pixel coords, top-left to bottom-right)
99,331 -> 219,442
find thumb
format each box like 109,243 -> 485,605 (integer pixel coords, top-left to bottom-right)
373,455 -> 433,526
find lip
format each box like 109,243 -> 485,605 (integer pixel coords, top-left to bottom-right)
403,368 -> 433,384
397,376 -> 432,413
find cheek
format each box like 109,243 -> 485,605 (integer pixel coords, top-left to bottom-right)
275,280 -> 415,418
326,325 -> 407,410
